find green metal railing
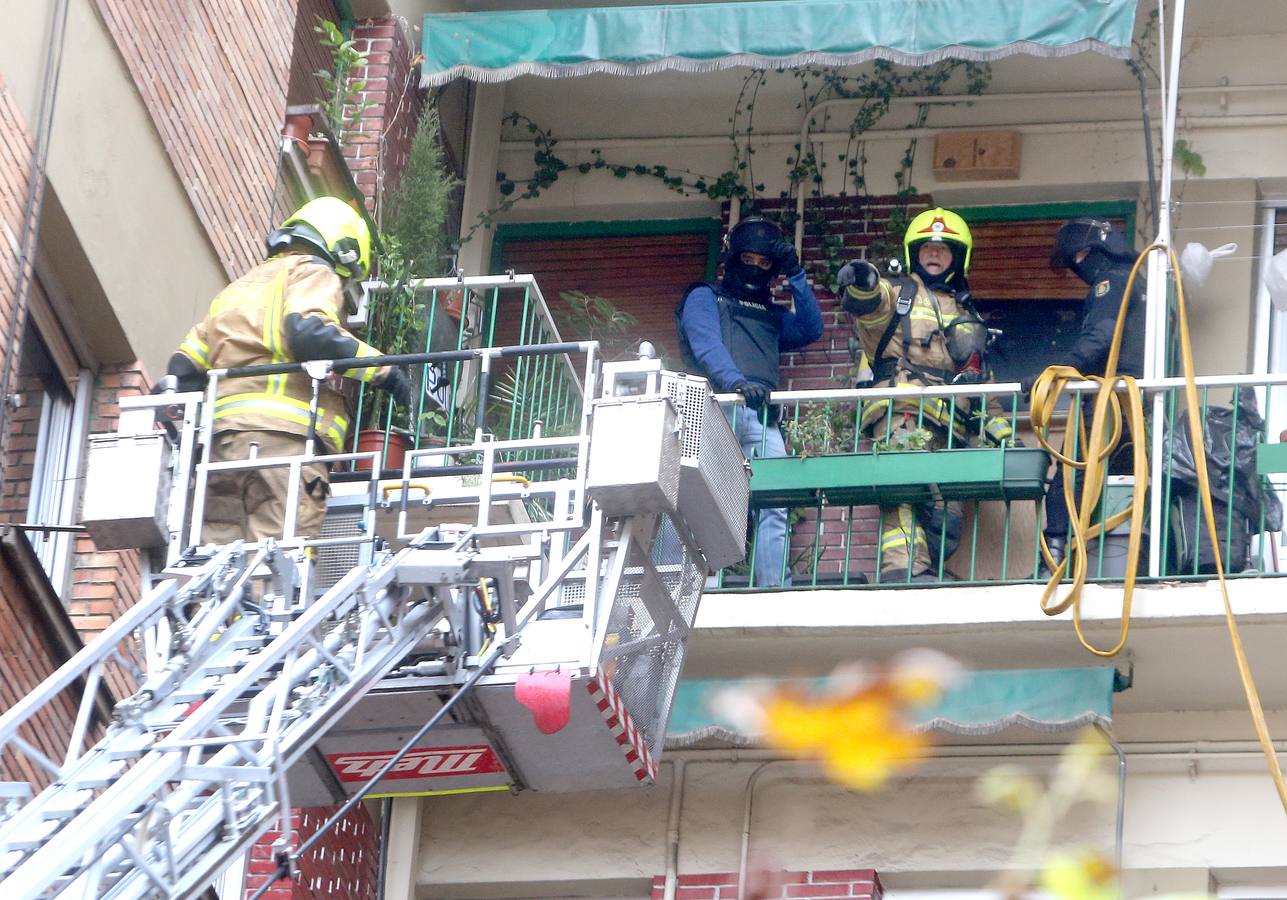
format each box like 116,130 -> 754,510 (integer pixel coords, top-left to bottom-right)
710,375 -> 1287,591
348,274 -> 585,493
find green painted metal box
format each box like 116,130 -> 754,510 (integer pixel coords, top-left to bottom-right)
750,446 -> 1051,508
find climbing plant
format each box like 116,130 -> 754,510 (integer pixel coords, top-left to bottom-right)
314,18 -> 374,146
1129,4 -> 1205,236
476,58 -> 991,272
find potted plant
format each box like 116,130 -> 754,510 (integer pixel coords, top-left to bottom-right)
355,103 -> 459,464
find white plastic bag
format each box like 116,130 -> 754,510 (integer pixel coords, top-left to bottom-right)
1266,248 -> 1287,312
1179,241 -> 1237,288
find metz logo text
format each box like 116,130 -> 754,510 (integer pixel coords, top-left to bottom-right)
327,745 -> 505,781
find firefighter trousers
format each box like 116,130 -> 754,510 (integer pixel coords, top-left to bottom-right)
202,429 -> 330,545
872,415 -> 963,579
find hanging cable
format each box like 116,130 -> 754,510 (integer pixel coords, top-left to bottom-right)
0,0 -> 72,449
1029,243 -> 1287,814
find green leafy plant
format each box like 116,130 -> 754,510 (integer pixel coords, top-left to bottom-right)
555,290 -> 644,362
361,104 -> 460,434
314,18 -> 373,145
873,426 -> 934,452
387,104 -> 459,277
782,402 -> 857,458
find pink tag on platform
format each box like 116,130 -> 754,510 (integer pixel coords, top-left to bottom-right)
515,670 -> 573,734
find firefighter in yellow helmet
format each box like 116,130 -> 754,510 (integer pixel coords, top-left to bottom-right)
836,207 -> 1013,583
166,196 -> 412,544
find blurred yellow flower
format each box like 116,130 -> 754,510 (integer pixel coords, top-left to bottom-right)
714,651 -> 960,791
1040,851 -> 1117,900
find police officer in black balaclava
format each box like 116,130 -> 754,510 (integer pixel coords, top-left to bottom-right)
676,217 -> 824,587
1034,218 -> 1147,569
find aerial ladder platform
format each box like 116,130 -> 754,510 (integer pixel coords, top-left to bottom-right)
0,291 -> 749,899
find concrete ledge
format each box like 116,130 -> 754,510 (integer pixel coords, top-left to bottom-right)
693,578 -> 1287,635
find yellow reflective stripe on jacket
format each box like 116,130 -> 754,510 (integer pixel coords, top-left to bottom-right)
861,395 -> 970,441
263,270 -> 291,396
179,331 -> 209,368
352,343 -> 382,383
214,392 -> 347,449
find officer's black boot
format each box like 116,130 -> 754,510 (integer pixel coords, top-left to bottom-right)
1039,536 -> 1067,579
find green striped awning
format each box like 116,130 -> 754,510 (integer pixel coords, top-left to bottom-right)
421,0 -> 1137,86
667,667 -> 1119,749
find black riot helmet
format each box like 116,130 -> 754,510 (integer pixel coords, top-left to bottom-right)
1050,218 -> 1134,284
721,217 -> 784,302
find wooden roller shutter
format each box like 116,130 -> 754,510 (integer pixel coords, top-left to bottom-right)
1275,208 -> 1287,254
968,217 -> 1127,300
498,231 -> 713,362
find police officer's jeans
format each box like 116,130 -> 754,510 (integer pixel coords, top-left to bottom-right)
872,415 -> 963,580
734,406 -> 791,588
202,429 -> 330,545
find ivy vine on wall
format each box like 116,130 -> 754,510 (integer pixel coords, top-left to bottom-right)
472,59 -> 992,269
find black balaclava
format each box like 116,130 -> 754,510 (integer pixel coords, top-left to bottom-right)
721,218 -> 783,302
1051,219 -> 1132,286
1070,246 -> 1115,285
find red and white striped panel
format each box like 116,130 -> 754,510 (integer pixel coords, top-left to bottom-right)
586,672 -> 656,782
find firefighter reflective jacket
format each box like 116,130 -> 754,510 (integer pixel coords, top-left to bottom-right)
844,273 -> 1011,446
175,253 -> 384,453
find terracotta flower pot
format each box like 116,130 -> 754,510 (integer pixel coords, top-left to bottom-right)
439,288 -> 470,321
355,428 -> 410,472
282,114 -> 313,154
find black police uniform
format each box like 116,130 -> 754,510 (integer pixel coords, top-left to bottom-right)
1044,250 -> 1147,543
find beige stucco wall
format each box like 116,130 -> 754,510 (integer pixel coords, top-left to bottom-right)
0,0 -> 225,373
414,730 -> 1287,897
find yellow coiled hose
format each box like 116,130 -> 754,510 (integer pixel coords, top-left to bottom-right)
1028,243 -> 1287,813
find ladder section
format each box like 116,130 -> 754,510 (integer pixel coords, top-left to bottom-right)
0,532 -> 524,899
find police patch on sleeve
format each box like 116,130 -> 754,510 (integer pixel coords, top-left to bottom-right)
1094,280 -> 1111,297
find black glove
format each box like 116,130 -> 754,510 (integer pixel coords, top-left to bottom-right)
378,367 -> 414,409
836,259 -> 881,295
732,380 -> 770,411
770,240 -> 803,279
1019,373 -> 1038,400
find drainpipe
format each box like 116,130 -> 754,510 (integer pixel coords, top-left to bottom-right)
662,757 -> 687,900
1095,724 -> 1128,885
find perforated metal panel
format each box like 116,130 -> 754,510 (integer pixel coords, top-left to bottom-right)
316,512 -> 364,590
597,511 -> 704,765
661,373 -> 749,571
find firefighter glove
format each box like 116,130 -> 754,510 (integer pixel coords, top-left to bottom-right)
733,380 -> 770,411
837,259 -> 881,295
379,367 -> 414,409
770,240 -> 803,278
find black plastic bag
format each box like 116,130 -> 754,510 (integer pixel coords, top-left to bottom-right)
1166,386 -> 1283,533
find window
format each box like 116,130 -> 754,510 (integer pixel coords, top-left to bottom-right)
1,272 -> 92,596
965,213 -> 1130,392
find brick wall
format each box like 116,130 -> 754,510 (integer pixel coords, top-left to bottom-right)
289,0 -> 340,107
651,868 -> 883,900
0,79 -> 39,478
0,375 -> 46,520
343,19 -> 424,220
244,804 -> 379,900
92,0 -> 301,276
0,539 -> 79,792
